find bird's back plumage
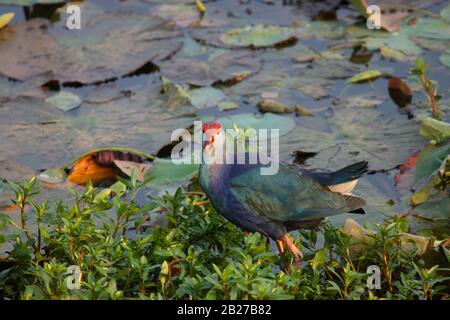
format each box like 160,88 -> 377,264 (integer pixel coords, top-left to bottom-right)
199,160 -> 367,240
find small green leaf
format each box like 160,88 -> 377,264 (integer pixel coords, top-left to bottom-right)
347,70 -> 382,84
145,158 -> 198,187
419,117 -> 450,144
38,167 -> 67,184
311,248 -> 327,269
45,91 -> 82,112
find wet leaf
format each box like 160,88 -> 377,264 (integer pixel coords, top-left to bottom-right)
219,25 -> 297,48
67,155 -> 117,186
347,70 -> 382,83
306,20 -> 345,40
440,49 -> 450,68
159,51 -> 261,87
145,158 -> 198,187
0,12 -> 14,30
218,101 -> 239,111
311,248 -> 327,269
282,107 -> 423,170
419,117 -> 450,144
38,167 -> 67,184
0,0 -> 65,5
113,160 -> 151,182
153,4 -> 201,28
257,99 -> 293,113
380,47 -> 406,62
204,113 -> 296,137
348,0 -> 412,32
414,143 -> 450,186
45,91 -> 82,112
0,3 -> 182,83
189,87 -> 226,109
333,94 -> 385,108
388,76 -> 412,108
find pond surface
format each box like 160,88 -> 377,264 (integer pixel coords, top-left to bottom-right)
0,0 -> 449,236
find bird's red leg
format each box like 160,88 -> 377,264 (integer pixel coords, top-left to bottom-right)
276,240 -> 284,254
281,235 -> 303,267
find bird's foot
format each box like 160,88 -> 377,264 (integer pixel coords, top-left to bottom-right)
281,235 -> 303,268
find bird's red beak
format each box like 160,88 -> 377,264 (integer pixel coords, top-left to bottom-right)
202,121 -> 222,148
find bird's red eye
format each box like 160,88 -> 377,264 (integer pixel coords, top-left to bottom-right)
202,121 -> 221,133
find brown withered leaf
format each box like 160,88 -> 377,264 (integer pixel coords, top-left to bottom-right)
388,76 -> 412,108
67,155 -> 117,186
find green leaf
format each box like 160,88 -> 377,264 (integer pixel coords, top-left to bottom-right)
45,91 -> 82,112
441,4 -> 450,20
39,226 -> 50,240
145,158 -> 198,187
189,87 -> 226,109
440,49 -> 450,68
311,248 -> 327,269
414,143 -> 450,185
38,167 -> 67,184
203,112 -> 296,137
419,117 -> 450,144
347,70 -> 382,84
220,25 -> 296,48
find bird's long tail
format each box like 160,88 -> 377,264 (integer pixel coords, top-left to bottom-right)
315,161 -> 369,195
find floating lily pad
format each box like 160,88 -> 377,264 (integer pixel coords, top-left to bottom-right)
380,47 -> 406,61
203,112 -> 296,137
153,3 -> 201,28
333,94 -> 386,108
0,3 -> 182,83
189,87 -> 226,109
220,25 -> 297,48
145,158 -> 198,187
281,107 -> 424,170
0,0 -> 65,5
160,51 -> 261,87
440,49 -> 450,68
45,91 -> 82,112
305,20 -> 345,40
218,101 -> 240,111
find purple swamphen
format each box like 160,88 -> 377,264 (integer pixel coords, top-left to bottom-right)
199,121 -> 368,264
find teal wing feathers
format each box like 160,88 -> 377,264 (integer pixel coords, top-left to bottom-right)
228,163 -> 365,223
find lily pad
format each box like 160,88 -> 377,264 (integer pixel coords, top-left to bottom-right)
159,50 -> 261,87
0,3 -> 182,83
203,112 -> 296,137
333,94 -> 386,108
145,158 -> 198,187
219,25 -> 297,48
218,101 -> 239,111
153,3 -> 201,28
440,49 -> 450,68
45,91 -> 82,112
281,107 -> 424,170
0,0 -> 65,5
189,87 -> 226,109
